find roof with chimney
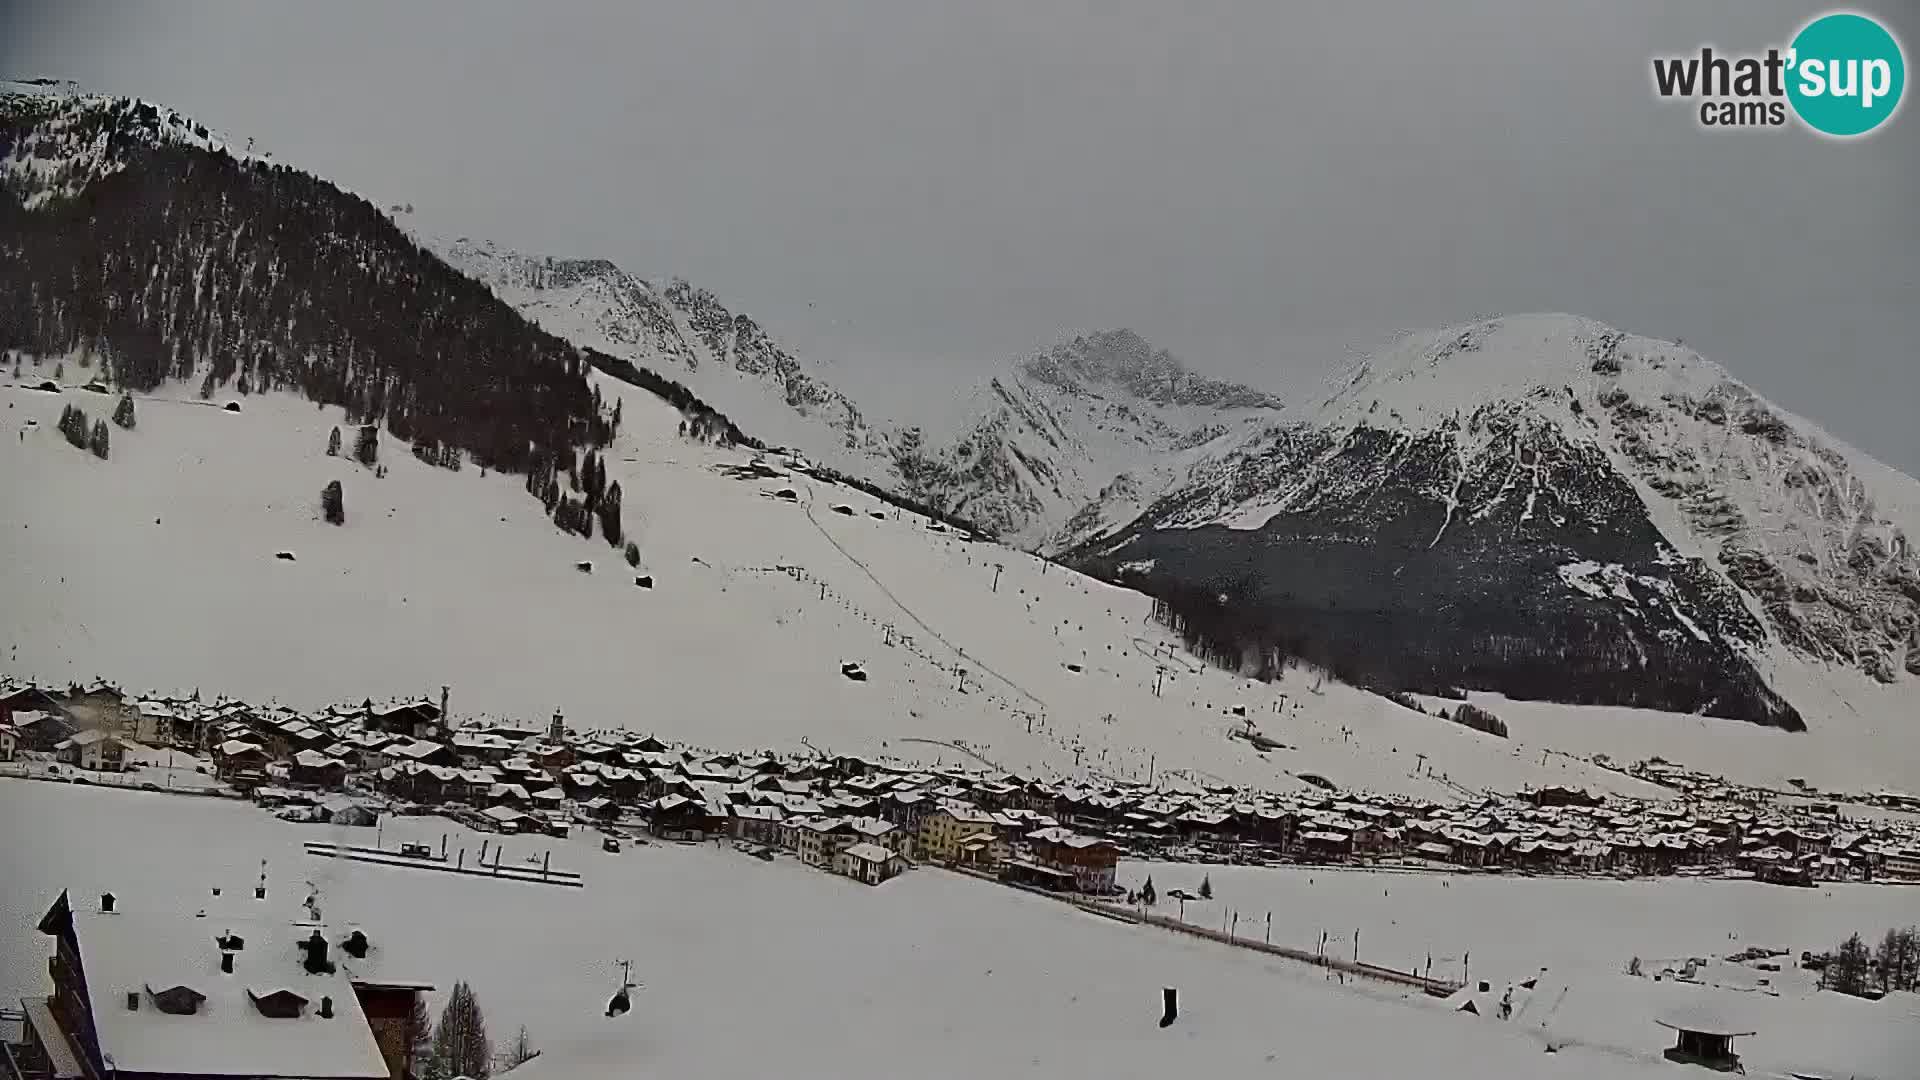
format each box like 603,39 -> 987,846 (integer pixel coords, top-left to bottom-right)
45,895 -> 392,1079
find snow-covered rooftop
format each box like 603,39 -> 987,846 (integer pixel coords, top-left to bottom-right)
67,906 -> 389,1079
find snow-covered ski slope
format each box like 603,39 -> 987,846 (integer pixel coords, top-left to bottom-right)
12,781 -> 1912,1080
0,364 -> 1910,794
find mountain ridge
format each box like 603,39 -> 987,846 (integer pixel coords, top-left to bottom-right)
1065,315 -> 1920,729
434,238 -> 1290,548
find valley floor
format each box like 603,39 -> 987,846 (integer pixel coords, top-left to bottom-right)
4,780 -> 1911,1079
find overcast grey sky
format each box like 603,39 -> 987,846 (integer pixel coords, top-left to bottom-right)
6,2 -> 1916,472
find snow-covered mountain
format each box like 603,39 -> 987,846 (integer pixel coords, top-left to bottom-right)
1068,315 -> 1920,729
9,82 -> 1915,743
438,239 -> 884,476
437,239 -> 1288,548
888,330 -> 1285,547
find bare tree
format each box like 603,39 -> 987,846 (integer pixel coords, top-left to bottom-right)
500,1025 -> 539,1071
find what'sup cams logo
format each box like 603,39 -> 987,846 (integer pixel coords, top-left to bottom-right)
1652,11 -> 1905,137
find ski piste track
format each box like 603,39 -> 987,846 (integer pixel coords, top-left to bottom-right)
794,480 -> 1044,710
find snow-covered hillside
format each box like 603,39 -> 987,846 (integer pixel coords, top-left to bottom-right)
0,80 -> 272,207
12,360 -> 1775,799
1072,315 -> 1920,734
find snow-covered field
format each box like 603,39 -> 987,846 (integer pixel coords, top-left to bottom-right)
1114,860 -> 1919,1079
10,781 -> 1913,1079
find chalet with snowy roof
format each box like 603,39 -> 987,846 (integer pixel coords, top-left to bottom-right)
647,794 -> 717,841
727,803 -> 785,845
1023,827 -> 1119,893
290,750 -> 350,790
0,685 -> 67,726
954,831 -> 1011,869
12,710 -> 77,753
212,740 -> 269,779
788,817 -> 858,868
55,730 -> 126,772
834,842 -> 909,885
848,815 -> 908,856
362,700 -> 441,739
12,891 -> 432,1080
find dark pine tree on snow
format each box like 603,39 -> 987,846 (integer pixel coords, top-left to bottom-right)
88,418 -> 109,459
322,479 -> 344,525
327,425 -> 341,457
112,393 -> 135,429
354,424 -> 379,468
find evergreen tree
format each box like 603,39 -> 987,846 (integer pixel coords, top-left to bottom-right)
1830,932 -> 1871,996
1198,875 -> 1213,900
112,393 -> 136,429
1876,926 -> 1919,993
426,981 -> 491,1080
53,361 -> 64,380
322,480 -> 345,525
326,425 -> 341,456
598,480 -> 623,547
89,419 -> 109,459
354,424 -> 379,467
581,451 -> 602,512
198,371 -> 215,400
59,404 -> 90,449
404,995 -> 433,1077
1140,876 -> 1156,905
1878,928 -> 1901,992
624,541 -> 641,567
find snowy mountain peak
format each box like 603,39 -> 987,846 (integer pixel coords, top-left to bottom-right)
1020,329 -> 1286,411
1316,314 -> 1715,427
1069,313 -> 1920,723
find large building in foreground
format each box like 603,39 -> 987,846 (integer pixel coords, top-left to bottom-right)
5,891 -> 431,1080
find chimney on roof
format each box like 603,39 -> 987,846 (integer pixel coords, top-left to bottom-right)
318,995 -> 334,1019
301,929 -> 333,975
342,930 -> 369,959
440,685 -> 450,723
100,892 -> 115,913
220,951 -> 234,974
125,991 -> 139,1011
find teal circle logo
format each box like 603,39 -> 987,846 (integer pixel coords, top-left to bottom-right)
1787,12 -> 1905,137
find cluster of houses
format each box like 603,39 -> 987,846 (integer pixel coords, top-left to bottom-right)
6,677 -> 1920,891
